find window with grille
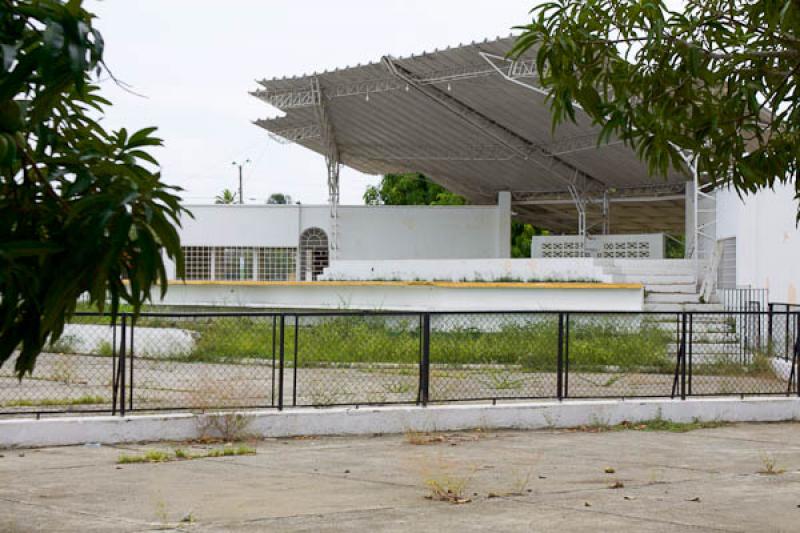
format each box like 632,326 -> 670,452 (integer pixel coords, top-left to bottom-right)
184,246 -> 213,280
215,247 -> 253,281
181,246 -> 297,281
258,248 -> 297,281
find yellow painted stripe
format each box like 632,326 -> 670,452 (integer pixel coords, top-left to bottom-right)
166,280 -> 642,290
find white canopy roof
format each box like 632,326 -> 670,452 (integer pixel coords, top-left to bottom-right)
253,36 -> 689,233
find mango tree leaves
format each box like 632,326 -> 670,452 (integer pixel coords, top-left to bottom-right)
511,0 -> 800,207
0,0 -> 190,377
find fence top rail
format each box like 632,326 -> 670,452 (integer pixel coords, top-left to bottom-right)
70,309 -> 800,319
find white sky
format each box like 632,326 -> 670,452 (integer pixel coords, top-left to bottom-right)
87,1 -> 534,205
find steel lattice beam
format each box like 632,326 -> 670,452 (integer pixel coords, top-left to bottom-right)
381,55 -> 607,193
253,62 -> 525,110
512,183 -> 686,205
254,122 -> 321,143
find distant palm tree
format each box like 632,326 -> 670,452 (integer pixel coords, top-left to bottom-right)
215,189 -> 237,204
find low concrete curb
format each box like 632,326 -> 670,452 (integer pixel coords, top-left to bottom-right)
2,397 -> 799,448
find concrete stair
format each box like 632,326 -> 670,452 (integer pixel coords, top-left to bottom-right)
596,259 -> 750,363
643,313 -> 743,363
597,258 -> 711,312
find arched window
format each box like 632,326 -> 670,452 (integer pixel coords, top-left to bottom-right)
299,227 -> 329,281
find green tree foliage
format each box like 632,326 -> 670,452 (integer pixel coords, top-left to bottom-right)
511,221 -> 542,258
214,188 -> 237,204
512,0 -> 800,205
0,0 -> 189,376
364,172 -> 540,257
363,173 -> 466,206
266,192 -> 292,204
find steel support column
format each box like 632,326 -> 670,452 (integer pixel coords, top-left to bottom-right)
311,77 -> 341,259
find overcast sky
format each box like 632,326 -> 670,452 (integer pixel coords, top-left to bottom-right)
86,1 -> 533,205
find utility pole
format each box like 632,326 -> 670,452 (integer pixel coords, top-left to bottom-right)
232,159 -> 250,204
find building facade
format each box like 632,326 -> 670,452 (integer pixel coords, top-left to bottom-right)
168,193 -> 511,283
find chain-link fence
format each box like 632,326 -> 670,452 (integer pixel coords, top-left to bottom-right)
1,309 -> 798,416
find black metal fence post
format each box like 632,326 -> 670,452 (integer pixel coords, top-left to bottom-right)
420,313 -> 430,406
681,312 -> 687,400
556,313 -> 564,400
271,315 -> 276,407
278,314 -> 285,411
687,313 -> 693,397
796,318 -> 800,398
767,303 -> 774,355
787,307 -> 792,360
293,315 -> 299,407
111,319 -> 118,416
671,312 -> 686,400
564,313 -> 570,399
128,317 -> 134,412
118,314 -> 127,417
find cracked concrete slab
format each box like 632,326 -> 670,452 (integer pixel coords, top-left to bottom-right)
1,422 -> 799,532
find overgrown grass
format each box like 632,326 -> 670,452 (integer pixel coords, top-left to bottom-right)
117,445 -> 255,464
178,316 -> 675,374
2,395 -> 106,408
59,314 -> 678,373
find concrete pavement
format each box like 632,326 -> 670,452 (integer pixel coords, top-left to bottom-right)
1,422 -> 799,532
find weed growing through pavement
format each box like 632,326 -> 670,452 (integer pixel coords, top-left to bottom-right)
118,450 -> 171,464
117,444 -> 255,464
758,452 -> 785,475
425,474 -> 472,504
577,417 -> 729,433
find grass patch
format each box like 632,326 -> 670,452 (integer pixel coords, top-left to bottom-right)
117,444 -> 255,464
206,445 -> 256,457
2,395 -> 106,408
579,417 -> 730,433
118,450 -> 172,464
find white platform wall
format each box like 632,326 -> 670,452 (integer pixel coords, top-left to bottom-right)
158,282 -> 642,311
321,258 -> 610,282
716,182 -> 800,303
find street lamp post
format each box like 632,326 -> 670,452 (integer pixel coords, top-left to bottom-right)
232,159 -> 251,204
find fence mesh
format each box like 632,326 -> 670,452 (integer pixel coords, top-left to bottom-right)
128,314 -> 277,411
565,313 -> 678,398
0,314 -> 116,414
1,309 -> 798,416
428,313 -> 558,402
292,314 -> 421,406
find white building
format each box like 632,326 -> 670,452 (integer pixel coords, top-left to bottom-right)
176,198 -> 510,284
161,36 -> 799,311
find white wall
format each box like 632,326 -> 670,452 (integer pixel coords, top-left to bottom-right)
336,205 -> 506,260
178,201 -> 510,264
181,204 -> 301,247
715,182 -> 800,303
